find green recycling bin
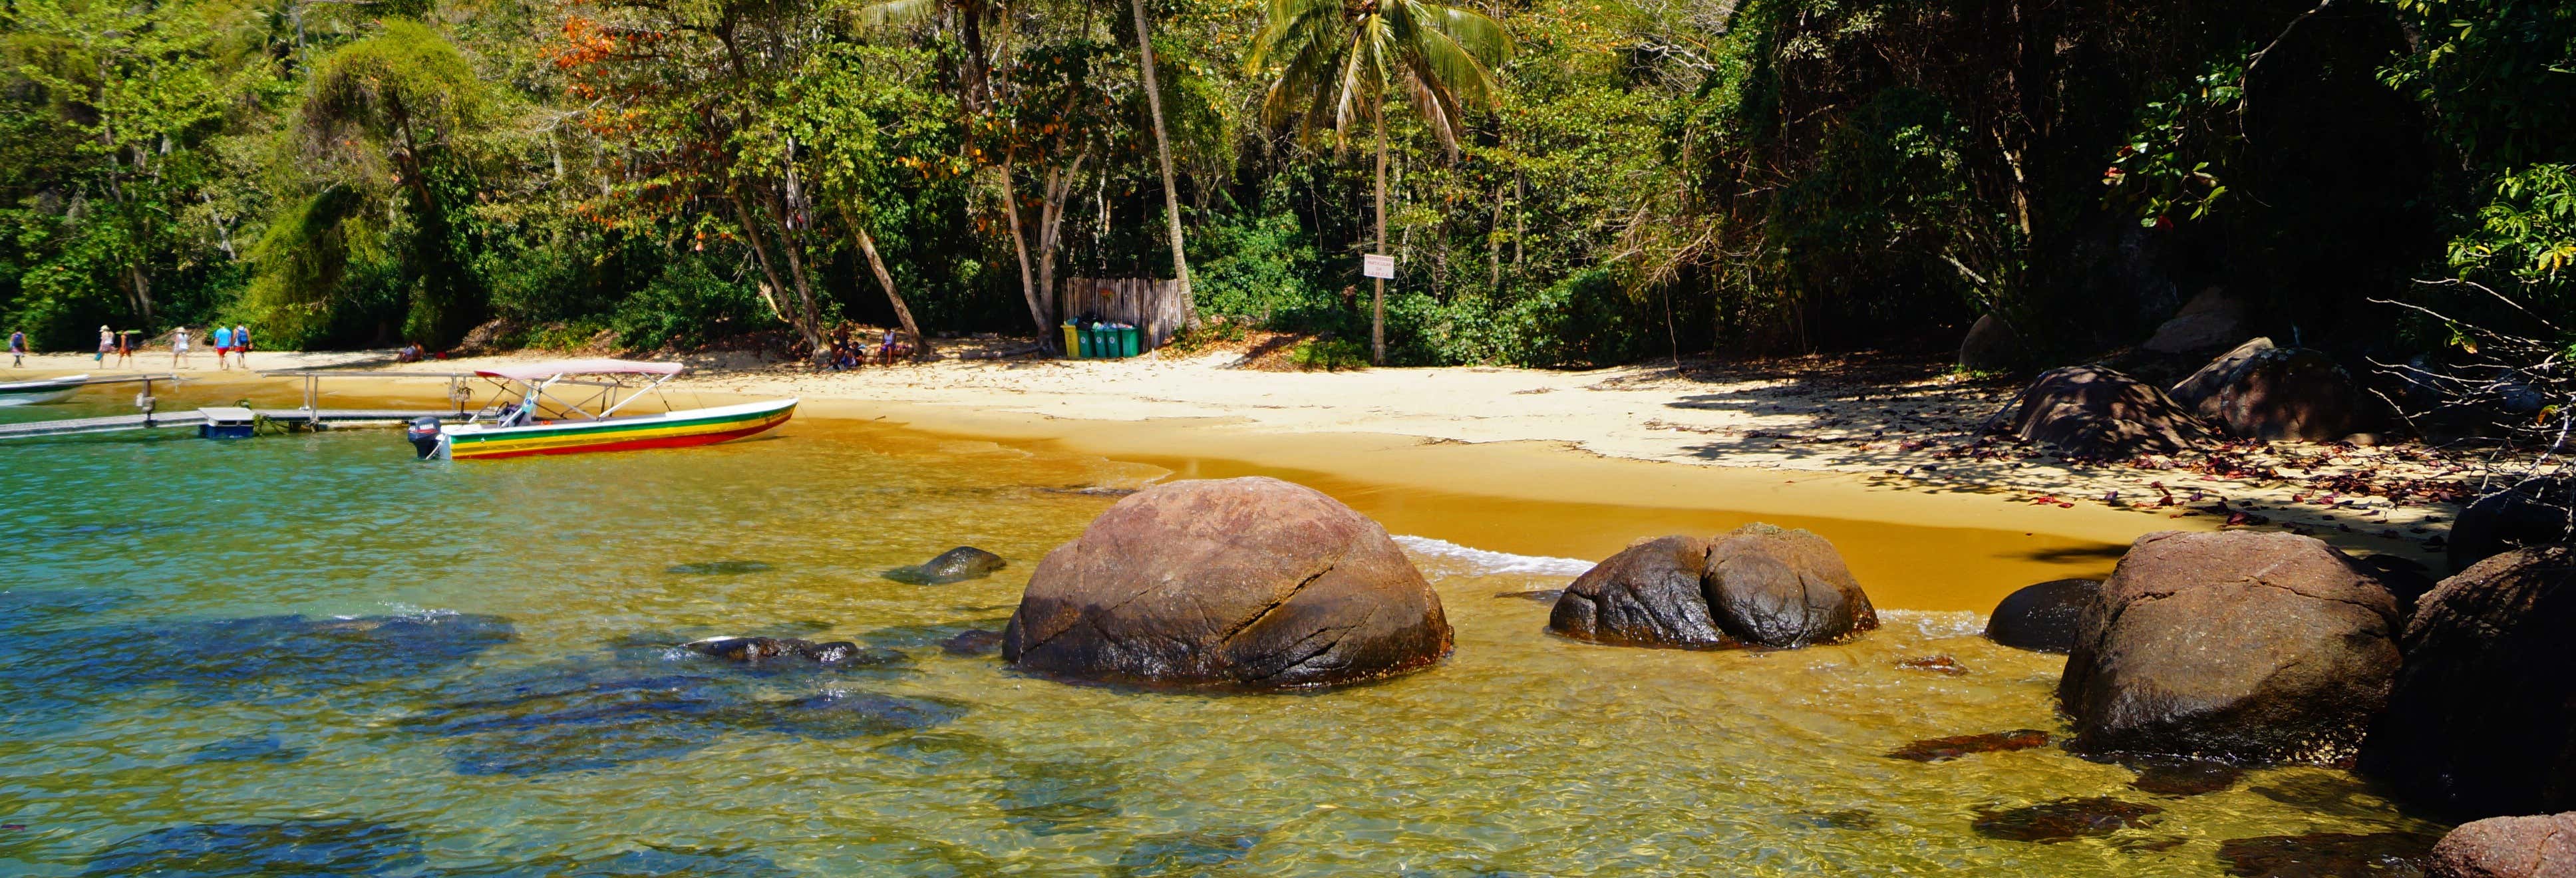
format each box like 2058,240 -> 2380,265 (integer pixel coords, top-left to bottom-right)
1095,326 -> 1118,359
1120,326 -> 1140,357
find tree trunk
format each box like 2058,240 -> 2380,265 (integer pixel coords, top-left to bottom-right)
1372,100 -> 1388,366
1488,181 -> 1506,293
1037,153 -> 1088,337
730,197 -> 800,333
1129,0 -> 1200,331
995,161 -> 1055,349
854,226 -> 934,360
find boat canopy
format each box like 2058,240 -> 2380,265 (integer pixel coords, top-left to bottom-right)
473,360 -> 684,381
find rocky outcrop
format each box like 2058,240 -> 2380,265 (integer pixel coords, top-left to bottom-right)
2142,287 -> 2249,356
2056,531 -> 2402,762
2213,347 -> 2368,442
2430,813 -> 2576,877
1959,314 -> 2020,372
1550,525 -> 1877,649
2003,366 -> 2215,458
883,547 -> 1009,585
1983,579 -> 2099,653
2362,546 -> 2576,818
2449,484 -> 2576,573
1001,477 -> 1451,688
2169,337 -> 2276,418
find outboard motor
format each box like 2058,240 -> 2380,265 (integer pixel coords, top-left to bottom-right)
406,416 -> 445,460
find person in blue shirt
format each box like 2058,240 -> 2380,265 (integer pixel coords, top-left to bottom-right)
211,325 -> 234,370
8,329 -> 23,368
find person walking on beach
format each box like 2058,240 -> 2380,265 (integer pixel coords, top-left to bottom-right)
97,325 -> 112,364
232,323 -> 251,368
171,326 -> 192,368
210,325 -> 234,370
9,329 -> 23,368
112,331 -> 133,368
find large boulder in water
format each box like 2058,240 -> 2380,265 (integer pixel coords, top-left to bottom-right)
2003,366 -> 2214,458
2361,545 -> 2576,818
2056,530 -> 2402,762
1549,525 -> 1877,649
1958,314 -> 2020,372
1001,477 -> 1451,688
1983,579 -> 2099,653
2428,813 -> 2576,877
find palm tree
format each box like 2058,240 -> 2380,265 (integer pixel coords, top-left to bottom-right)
1247,0 -> 1510,364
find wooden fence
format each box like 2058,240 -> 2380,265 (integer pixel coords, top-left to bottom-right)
1058,278 -> 1187,350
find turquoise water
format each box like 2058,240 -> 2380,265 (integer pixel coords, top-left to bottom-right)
0,390 -> 2446,875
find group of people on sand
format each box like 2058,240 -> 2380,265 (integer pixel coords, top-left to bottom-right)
826,327 -> 913,370
23,323 -> 257,370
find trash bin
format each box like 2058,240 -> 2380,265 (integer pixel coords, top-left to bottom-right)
1061,323 -> 1081,359
1120,325 -> 1140,357
1092,325 -> 1116,359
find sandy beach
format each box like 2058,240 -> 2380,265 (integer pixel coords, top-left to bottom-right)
6,344 -> 2469,574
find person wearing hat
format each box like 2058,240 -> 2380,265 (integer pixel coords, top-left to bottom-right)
96,326 -> 112,363
171,325 -> 191,368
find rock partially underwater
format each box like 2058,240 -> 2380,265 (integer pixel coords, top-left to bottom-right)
1983,579 -> 2098,653
1548,525 -> 1877,649
2363,545 -> 2576,819
407,637 -> 960,776
1003,477 -> 1452,688
80,818 -> 422,877
2057,530 -> 2401,763
0,611 -> 515,715
882,547 -> 1009,585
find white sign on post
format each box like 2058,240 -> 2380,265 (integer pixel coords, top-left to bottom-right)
1362,253 -> 1396,279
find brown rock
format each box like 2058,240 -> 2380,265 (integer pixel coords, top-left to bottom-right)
2215,348 -> 2366,442
2170,337 -> 2277,419
1000,477 -> 1452,688
2004,366 -> 2215,458
1549,525 -> 1877,649
2057,530 -> 2402,762
1959,313 -> 2020,372
2430,813 -> 2576,877
2143,287 -> 2250,355
2362,546 -> 2576,817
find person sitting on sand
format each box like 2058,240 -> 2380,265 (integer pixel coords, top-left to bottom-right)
878,329 -> 912,366
396,342 -> 423,364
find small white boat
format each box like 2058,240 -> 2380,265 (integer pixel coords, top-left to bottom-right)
408,360 -> 796,460
0,374 -> 88,406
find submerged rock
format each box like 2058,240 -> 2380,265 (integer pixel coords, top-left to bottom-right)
1494,589 -> 1564,603
1003,477 -> 1452,688
997,758 -> 1124,835
1896,655 -> 1969,676
2126,757 -> 2245,796
1970,797 -> 2162,843
2215,831 -> 2438,878
1109,826 -> 1265,878
0,613 -> 515,710
1549,525 -> 1876,650
939,629 -> 1003,657
882,547 -> 1009,585
81,818 -> 420,877
664,560 -> 774,575
2428,813 -> 2576,878
2362,545 -> 2576,818
432,846 -> 800,877
2002,366 -> 2214,458
1886,729 -> 2050,762
187,735 -> 307,765
1984,579 -> 2099,653
685,636 -> 905,668
2058,531 -> 2401,762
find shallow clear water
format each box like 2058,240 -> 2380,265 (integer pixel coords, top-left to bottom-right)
0,391 -> 2446,875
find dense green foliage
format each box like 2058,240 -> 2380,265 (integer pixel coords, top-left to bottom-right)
2,0 -> 2571,366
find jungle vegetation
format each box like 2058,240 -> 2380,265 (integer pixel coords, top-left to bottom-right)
1,0 -> 2569,367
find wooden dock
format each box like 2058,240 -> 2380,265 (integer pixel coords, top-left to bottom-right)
0,408 -> 470,441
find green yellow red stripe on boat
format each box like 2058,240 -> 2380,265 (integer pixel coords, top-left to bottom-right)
444,398 -> 796,460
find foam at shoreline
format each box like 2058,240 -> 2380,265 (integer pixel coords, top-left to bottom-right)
1393,535 -> 1596,578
